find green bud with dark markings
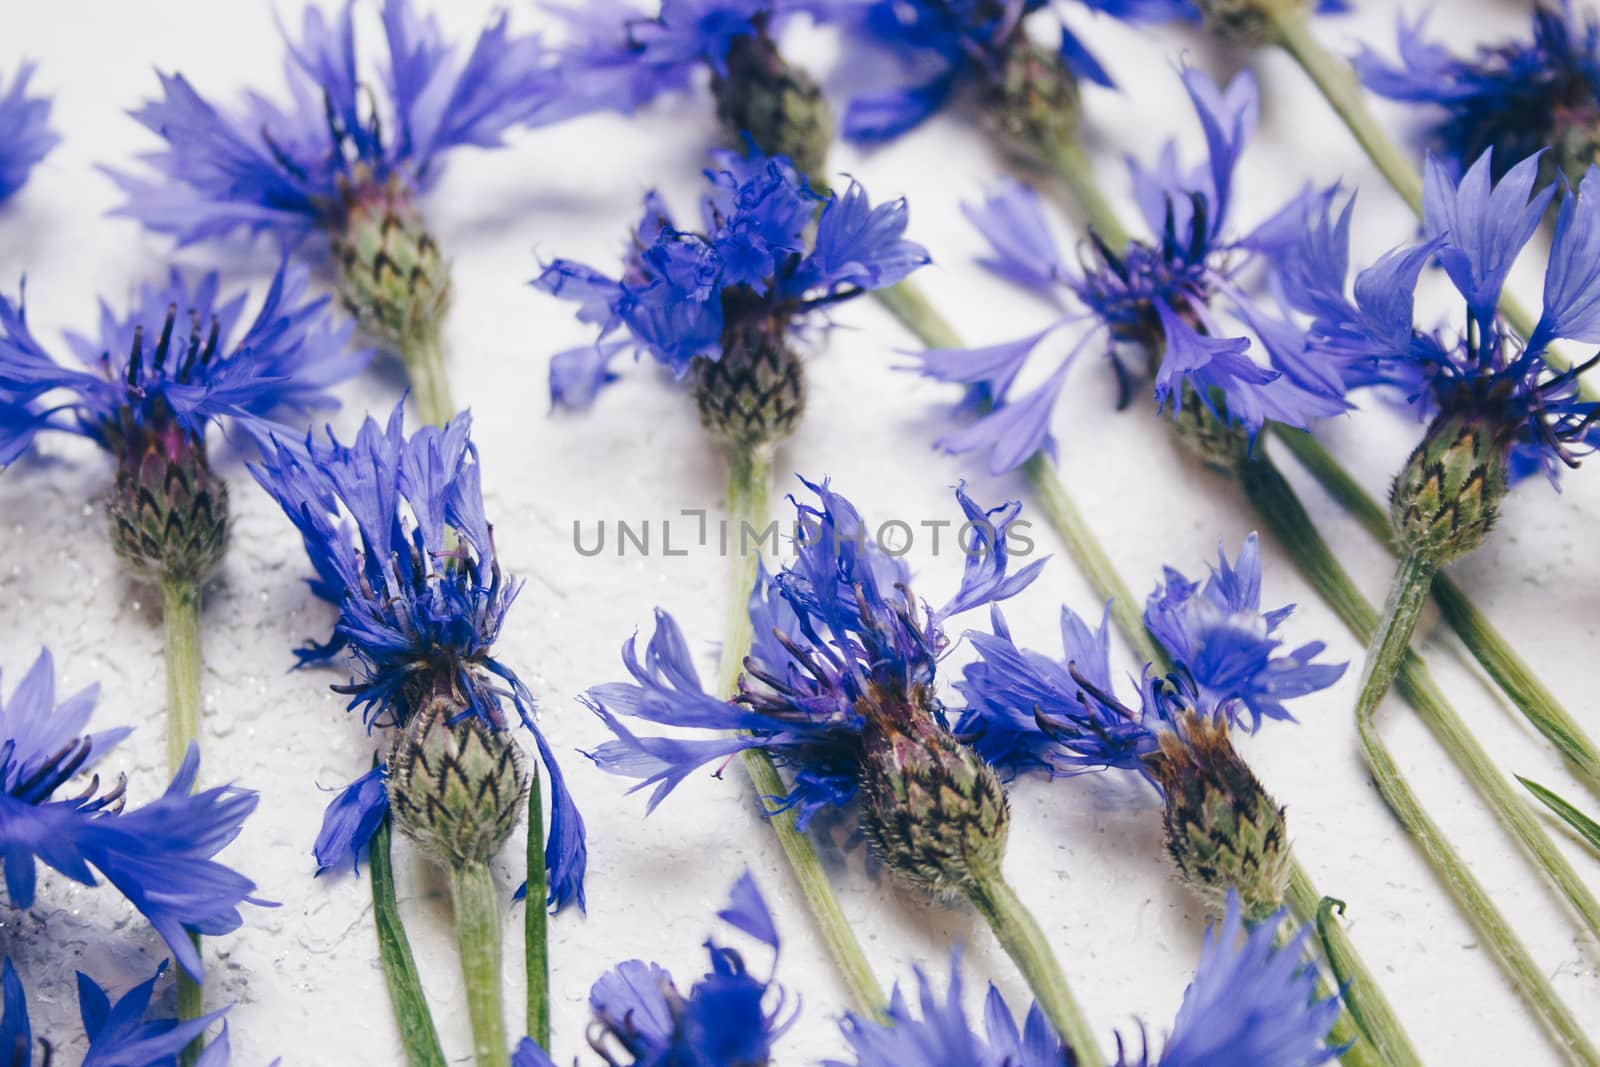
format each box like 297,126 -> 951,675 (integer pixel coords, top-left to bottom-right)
108,414 -> 230,586
1389,411 -> 1511,566
861,690 -> 1011,898
692,307 -> 806,451
1171,384 -> 1252,473
982,38 -> 1084,171
1194,0 -> 1307,47
712,27 -> 834,184
388,698 -> 528,871
333,170 -> 452,355
1142,709 -> 1291,921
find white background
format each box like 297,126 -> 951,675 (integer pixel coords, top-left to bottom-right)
2,1 -> 1598,1063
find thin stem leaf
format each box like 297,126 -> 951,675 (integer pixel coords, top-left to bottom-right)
371,816 -> 448,1067
1520,777 -> 1600,858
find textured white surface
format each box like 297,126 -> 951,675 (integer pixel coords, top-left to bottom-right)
2,1 -> 1599,1063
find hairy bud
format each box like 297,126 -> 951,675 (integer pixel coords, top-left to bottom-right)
387,699 -> 527,870
1389,412 -> 1511,566
333,171 -> 451,354
712,29 -> 834,184
693,310 -> 806,450
861,704 -> 1011,898
107,416 -> 229,585
982,39 -> 1083,171
1194,0 -> 1306,47
1142,710 -> 1290,921
1171,384 -> 1251,472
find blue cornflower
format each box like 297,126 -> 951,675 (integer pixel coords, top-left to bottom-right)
832,1 -> 1163,143
1358,2 -> 1600,187
583,871 -> 797,1064
536,146 -> 926,411
1282,148 -> 1600,485
0,263 -> 362,464
1131,893 -> 1341,1067
0,64 -> 58,206
830,895 -> 1339,1066
1,957 -> 233,1067
107,0 -> 556,250
543,0 -> 840,118
587,477 -> 1042,829
955,537 -> 1338,913
957,534 -> 1341,778
915,68 -> 1348,475
828,951 -> 1067,1067
251,403 -> 586,910
0,650 -> 262,979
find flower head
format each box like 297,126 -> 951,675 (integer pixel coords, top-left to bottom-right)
1284,148 -> 1600,488
915,68 -> 1347,475
253,403 -> 586,908
828,951 -> 1068,1067
536,147 -> 926,414
1143,535 -> 1344,732
957,534 -> 1340,776
587,478 -> 1041,830
1358,3 -> 1600,188
585,871 -> 797,1065
1129,893 -> 1341,1067
833,1 -> 1156,144
0,651 -> 262,979
108,0 -> 556,250
954,536 -> 1339,914
2,958 -> 234,1067
0,263 -> 361,464
0,64 -> 58,206
546,3 -> 829,104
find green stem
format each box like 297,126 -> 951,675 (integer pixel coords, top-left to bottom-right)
873,282 -> 964,351
1286,861 -> 1419,1067
402,328 -> 455,429
719,444 -> 889,1019
1240,451 -> 1600,941
1355,555 -> 1600,1066
372,815 -> 448,1067
162,577 -> 203,777
966,863 -> 1104,1065
161,577 -> 204,1066
1266,10 -> 1421,213
1022,454 -> 1165,668
525,771 -> 550,1050
450,862 -> 510,1067
1270,426 -> 1600,798
1044,137 -> 1133,252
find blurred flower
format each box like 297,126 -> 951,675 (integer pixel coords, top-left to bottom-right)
914,68 -> 1346,475
0,64 -> 58,205
543,0 -> 835,115
584,871 -> 797,1064
1358,2 -> 1600,187
830,893 -> 1339,1066
252,404 -> 586,909
828,951 -> 1067,1066
0,651 -> 261,979
107,0 -> 556,250
1130,893 -> 1341,1067
0,958 -> 233,1067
